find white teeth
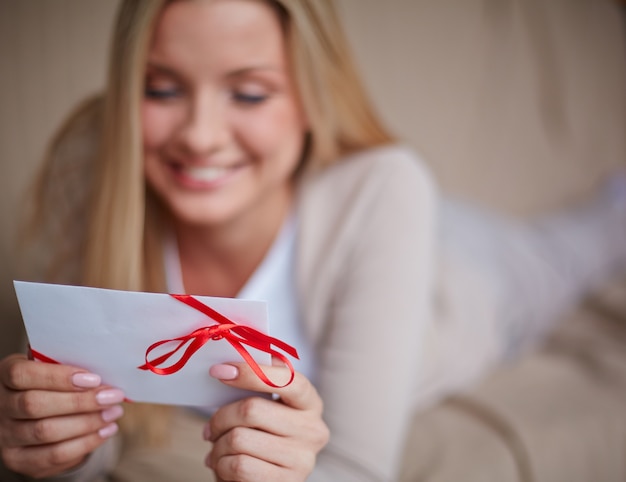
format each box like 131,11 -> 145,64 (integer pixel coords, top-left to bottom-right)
183,165 -> 231,182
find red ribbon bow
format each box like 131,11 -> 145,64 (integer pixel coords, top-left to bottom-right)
138,294 -> 299,388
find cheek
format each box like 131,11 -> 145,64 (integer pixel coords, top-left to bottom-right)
141,102 -> 180,150
236,101 -> 306,163
141,103 -> 177,190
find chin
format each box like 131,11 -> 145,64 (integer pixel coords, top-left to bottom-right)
171,210 -> 227,228
167,201 -> 237,229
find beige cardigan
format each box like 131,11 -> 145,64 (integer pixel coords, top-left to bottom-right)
296,145 -> 437,480
1,145 -> 440,481
298,145 -> 502,480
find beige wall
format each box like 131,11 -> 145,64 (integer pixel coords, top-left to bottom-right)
336,0 -> 625,208
1,0 -> 624,358
0,0 -> 119,356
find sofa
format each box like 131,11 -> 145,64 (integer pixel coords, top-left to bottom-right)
341,0 -> 626,480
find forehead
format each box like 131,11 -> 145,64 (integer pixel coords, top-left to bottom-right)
148,0 -> 287,71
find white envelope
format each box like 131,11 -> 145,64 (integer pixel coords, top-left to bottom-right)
13,280 -> 272,409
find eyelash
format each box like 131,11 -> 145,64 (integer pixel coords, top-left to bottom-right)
232,92 -> 268,105
144,86 -> 269,105
144,88 -> 180,100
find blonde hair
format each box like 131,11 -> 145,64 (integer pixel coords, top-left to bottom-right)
84,0 -> 165,294
25,0 -> 394,445
92,0 -> 393,285
273,0 -> 393,167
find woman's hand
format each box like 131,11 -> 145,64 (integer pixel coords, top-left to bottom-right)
0,354 -> 125,478
205,362 -> 329,482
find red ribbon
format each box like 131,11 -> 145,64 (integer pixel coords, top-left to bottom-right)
138,294 -> 299,388
29,346 -> 135,401
29,347 -> 59,364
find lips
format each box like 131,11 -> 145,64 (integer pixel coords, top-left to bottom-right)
168,161 -> 245,189
183,165 -> 233,182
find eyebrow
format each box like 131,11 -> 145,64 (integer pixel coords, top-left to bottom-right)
225,66 -> 283,79
145,61 -> 182,75
145,61 -> 283,79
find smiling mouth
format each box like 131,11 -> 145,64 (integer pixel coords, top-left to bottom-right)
183,165 -> 234,182
169,162 -> 244,188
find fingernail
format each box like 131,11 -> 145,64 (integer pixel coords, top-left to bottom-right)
203,423 -> 211,441
209,364 -> 238,380
101,405 -> 124,423
96,388 -> 126,405
72,372 -> 101,388
98,423 -> 119,439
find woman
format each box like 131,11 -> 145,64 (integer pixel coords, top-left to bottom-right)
1,1 -> 624,481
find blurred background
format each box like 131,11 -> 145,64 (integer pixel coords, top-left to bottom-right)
0,0 -> 624,359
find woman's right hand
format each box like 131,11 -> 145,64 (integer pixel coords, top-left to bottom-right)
0,354 -> 125,479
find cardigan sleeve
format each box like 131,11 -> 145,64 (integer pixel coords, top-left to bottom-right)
298,146 -> 438,481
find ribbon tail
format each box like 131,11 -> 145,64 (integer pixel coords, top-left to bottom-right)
233,326 -> 300,360
225,336 -> 296,388
29,347 -> 60,364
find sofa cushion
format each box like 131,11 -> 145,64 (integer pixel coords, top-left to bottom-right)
399,305 -> 626,482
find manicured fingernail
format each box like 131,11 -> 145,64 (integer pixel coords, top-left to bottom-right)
101,405 -> 124,423
98,423 -> 119,439
209,364 -> 238,380
203,423 -> 211,441
96,388 -> 126,405
72,372 -> 101,388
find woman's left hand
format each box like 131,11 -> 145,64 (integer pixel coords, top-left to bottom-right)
205,362 -> 329,482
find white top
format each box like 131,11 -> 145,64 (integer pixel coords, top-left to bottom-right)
163,215 -> 317,385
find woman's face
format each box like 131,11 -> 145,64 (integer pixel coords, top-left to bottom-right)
142,0 -> 306,229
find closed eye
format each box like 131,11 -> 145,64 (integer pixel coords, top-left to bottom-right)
232,91 -> 268,105
145,87 -> 182,100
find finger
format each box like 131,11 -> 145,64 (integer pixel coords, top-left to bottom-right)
211,453 -> 287,482
1,428 -> 117,479
0,354 -> 101,392
208,396 -> 320,442
209,362 -> 322,412
2,405 -> 124,447
3,386 -> 126,420
208,426 -> 311,470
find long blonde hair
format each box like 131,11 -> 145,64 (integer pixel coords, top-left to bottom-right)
275,0 -> 393,166
26,0 -> 394,444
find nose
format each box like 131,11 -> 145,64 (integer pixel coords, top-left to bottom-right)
177,92 -> 230,156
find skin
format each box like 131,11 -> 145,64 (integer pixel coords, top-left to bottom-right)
143,0 -> 308,298
0,0 -> 328,480
0,354 -> 124,478
143,1 -> 328,480
206,362 -> 328,482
